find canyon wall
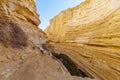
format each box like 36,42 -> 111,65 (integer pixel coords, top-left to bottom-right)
0,0 -> 93,80
45,0 -> 120,80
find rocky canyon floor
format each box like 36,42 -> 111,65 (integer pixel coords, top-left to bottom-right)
0,0 -> 120,80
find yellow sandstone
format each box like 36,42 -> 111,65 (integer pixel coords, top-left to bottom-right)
45,0 -> 120,80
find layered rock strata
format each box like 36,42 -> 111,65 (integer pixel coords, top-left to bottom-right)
45,0 -> 120,80
0,0 -> 94,80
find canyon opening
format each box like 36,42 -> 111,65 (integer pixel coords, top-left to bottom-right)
0,0 -> 119,80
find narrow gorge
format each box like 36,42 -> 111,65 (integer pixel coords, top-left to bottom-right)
0,0 -> 120,80
0,0 -> 94,80
45,0 -> 120,80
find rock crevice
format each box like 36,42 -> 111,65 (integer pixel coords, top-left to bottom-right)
45,0 -> 120,80
0,0 -> 95,80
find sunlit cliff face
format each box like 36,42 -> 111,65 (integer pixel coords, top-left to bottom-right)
1,0 -> 120,80
0,0 -> 95,80
0,0 -> 40,27
45,0 -> 120,80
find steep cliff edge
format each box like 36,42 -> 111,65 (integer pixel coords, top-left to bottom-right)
0,0 -> 94,80
45,0 -> 120,80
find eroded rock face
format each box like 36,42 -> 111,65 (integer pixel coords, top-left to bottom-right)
45,0 -> 120,80
0,0 -> 95,80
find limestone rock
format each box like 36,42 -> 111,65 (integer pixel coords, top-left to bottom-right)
45,0 -> 120,80
0,0 -> 95,80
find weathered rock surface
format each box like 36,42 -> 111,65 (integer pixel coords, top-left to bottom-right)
45,0 -> 120,80
0,0 -> 95,80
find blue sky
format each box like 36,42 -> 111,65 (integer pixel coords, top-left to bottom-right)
36,0 -> 84,30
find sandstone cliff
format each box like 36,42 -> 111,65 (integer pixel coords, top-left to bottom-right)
45,0 -> 120,80
0,0 -> 95,80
